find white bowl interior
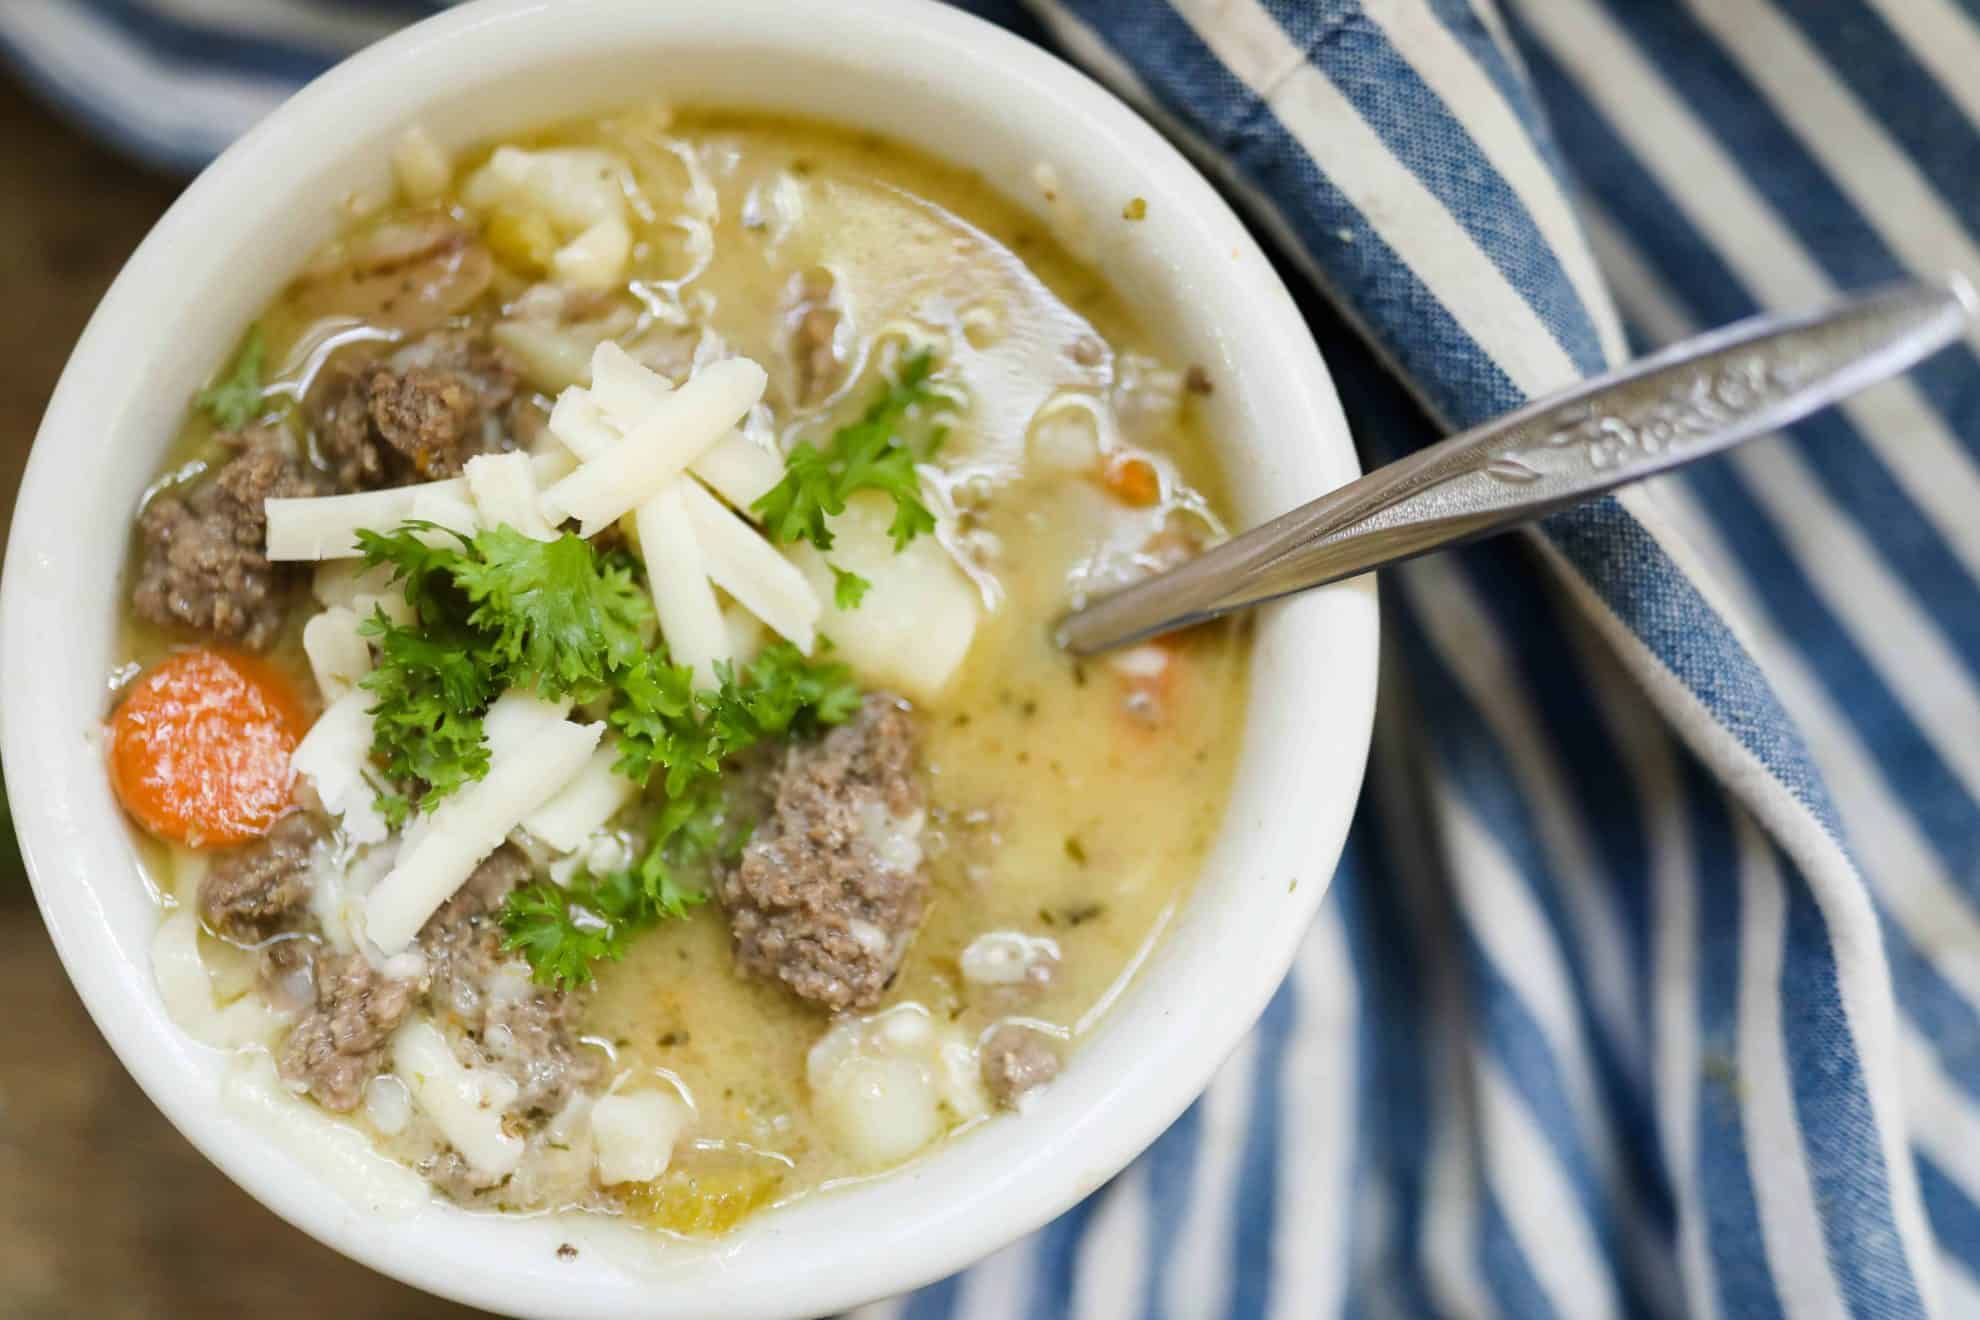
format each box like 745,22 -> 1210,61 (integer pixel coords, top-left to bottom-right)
1,2 -> 1378,1316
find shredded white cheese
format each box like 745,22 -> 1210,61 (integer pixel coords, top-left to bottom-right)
635,480 -> 732,690
408,486 -> 481,544
520,739 -> 638,853
301,605 -> 371,703
152,911 -> 290,1048
545,343 -> 811,678
537,356 -> 766,536
391,1018 -> 524,1180
363,693 -> 602,954
312,559 -> 397,608
265,451 -> 574,560
547,391 -> 623,462
591,1090 -> 692,1185
681,478 -> 818,652
464,451 -> 556,541
292,690 -> 388,846
586,340 -> 669,420
689,428 -> 785,510
722,600 -> 767,666
583,343 -> 782,509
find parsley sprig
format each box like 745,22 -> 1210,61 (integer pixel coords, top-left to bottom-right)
609,640 -> 861,797
196,325 -> 268,430
753,350 -> 956,604
499,780 -> 748,988
353,518 -> 863,984
356,523 -> 653,821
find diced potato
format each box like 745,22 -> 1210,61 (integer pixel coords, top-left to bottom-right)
392,125 -> 452,205
494,320 -> 614,395
592,1091 -> 692,1185
464,146 -> 629,233
804,1004 -> 985,1167
787,492 -> 980,700
553,215 -> 633,290
484,206 -> 559,276
813,1055 -> 941,1168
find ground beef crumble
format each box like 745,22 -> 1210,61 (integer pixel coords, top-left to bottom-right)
314,331 -> 518,490
197,813 -> 320,940
278,951 -> 418,1112
270,847 -> 596,1125
980,1024 -> 1060,1108
720,693 -> 929,1011
130,425 -> 322,649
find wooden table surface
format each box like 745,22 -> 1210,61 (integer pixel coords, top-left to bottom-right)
0,75 -> 486,1320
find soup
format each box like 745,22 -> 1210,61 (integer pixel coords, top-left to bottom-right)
109,106 -> 1248,1233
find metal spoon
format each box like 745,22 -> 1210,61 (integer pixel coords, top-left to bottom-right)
1056,275 -> 1978,655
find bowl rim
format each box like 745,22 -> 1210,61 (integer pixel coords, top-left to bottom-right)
0,1 -> 1379,1315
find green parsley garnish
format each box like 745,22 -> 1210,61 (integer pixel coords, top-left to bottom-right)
450,526 -> 650,695
752,350 -> 953,553
196,325 -> 268,430
497,883 -> 620,989
609,640 -> 861,797
828,563 -> 870,610
355,523 -> 653,816
499,780 -> 746,988
351,516 -> 864,986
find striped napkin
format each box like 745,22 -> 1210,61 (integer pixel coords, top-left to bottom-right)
8,2 -> 1979,1315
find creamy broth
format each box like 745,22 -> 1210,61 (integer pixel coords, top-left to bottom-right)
113,108 -> 1247,1235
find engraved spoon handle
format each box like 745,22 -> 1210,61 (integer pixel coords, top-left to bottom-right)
1057,275 -> 1978,655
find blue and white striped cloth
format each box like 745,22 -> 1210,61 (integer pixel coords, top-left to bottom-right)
10,1 -> 1980,1315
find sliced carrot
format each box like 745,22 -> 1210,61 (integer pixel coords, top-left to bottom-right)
109,649 -> 309,848
1101,455 -> 1162,507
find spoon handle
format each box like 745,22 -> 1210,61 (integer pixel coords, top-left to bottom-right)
1056,274 -> 1977,655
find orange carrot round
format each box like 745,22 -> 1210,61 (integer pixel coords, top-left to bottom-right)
109,649 -> 308,848
1101,455 -> 1162,508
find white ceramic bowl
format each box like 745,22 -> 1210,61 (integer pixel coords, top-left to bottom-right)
1,2 -> 1377,1315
